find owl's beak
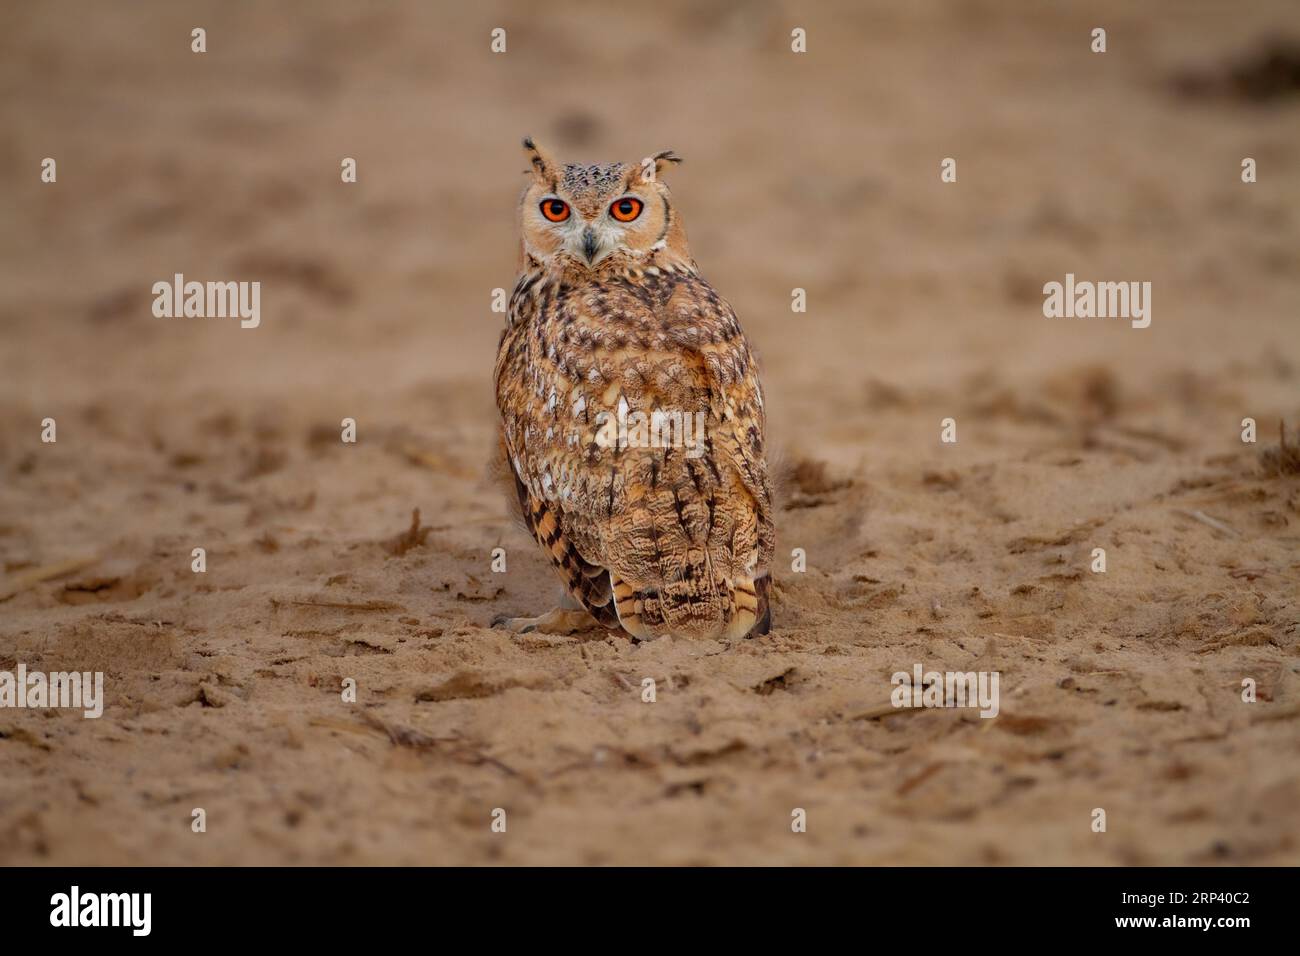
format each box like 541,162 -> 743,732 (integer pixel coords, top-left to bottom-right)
581,228 -> 600,263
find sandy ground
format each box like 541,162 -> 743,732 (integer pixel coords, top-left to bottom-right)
1,0 -> 1298,865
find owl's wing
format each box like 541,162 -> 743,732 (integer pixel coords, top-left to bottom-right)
495,315 -> 622,629
496,269 -> 773,639
507,457 -> 621,628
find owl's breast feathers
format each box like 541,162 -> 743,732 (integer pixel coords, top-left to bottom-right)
496,262 -> 774,640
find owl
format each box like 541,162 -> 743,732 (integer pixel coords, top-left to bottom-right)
492,138 -> 773,641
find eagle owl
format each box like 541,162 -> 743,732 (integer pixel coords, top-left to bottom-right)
493,138 -> 774,641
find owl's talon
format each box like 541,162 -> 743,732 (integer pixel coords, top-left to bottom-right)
492,608 -> 599,636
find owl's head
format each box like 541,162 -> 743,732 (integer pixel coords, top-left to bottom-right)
517,138 -> 691,270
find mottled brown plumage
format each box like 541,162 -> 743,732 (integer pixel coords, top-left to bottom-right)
494,139 -> 773,640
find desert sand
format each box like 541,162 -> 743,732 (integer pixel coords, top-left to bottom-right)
1,0 -> 1298,865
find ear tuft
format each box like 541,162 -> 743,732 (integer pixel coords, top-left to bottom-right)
635,149 -> 682,185
634,150 -> 686,185
522,137 -> 557,183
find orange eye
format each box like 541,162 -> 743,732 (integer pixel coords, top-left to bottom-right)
540,199 -> 570,222
610,197 -> 643,222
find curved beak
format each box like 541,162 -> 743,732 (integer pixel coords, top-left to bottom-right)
581,228 -> 599,263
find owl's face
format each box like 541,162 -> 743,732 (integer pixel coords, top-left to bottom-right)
518,139 -> 687,269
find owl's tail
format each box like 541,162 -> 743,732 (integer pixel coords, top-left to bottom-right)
611,570 -> 771,641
